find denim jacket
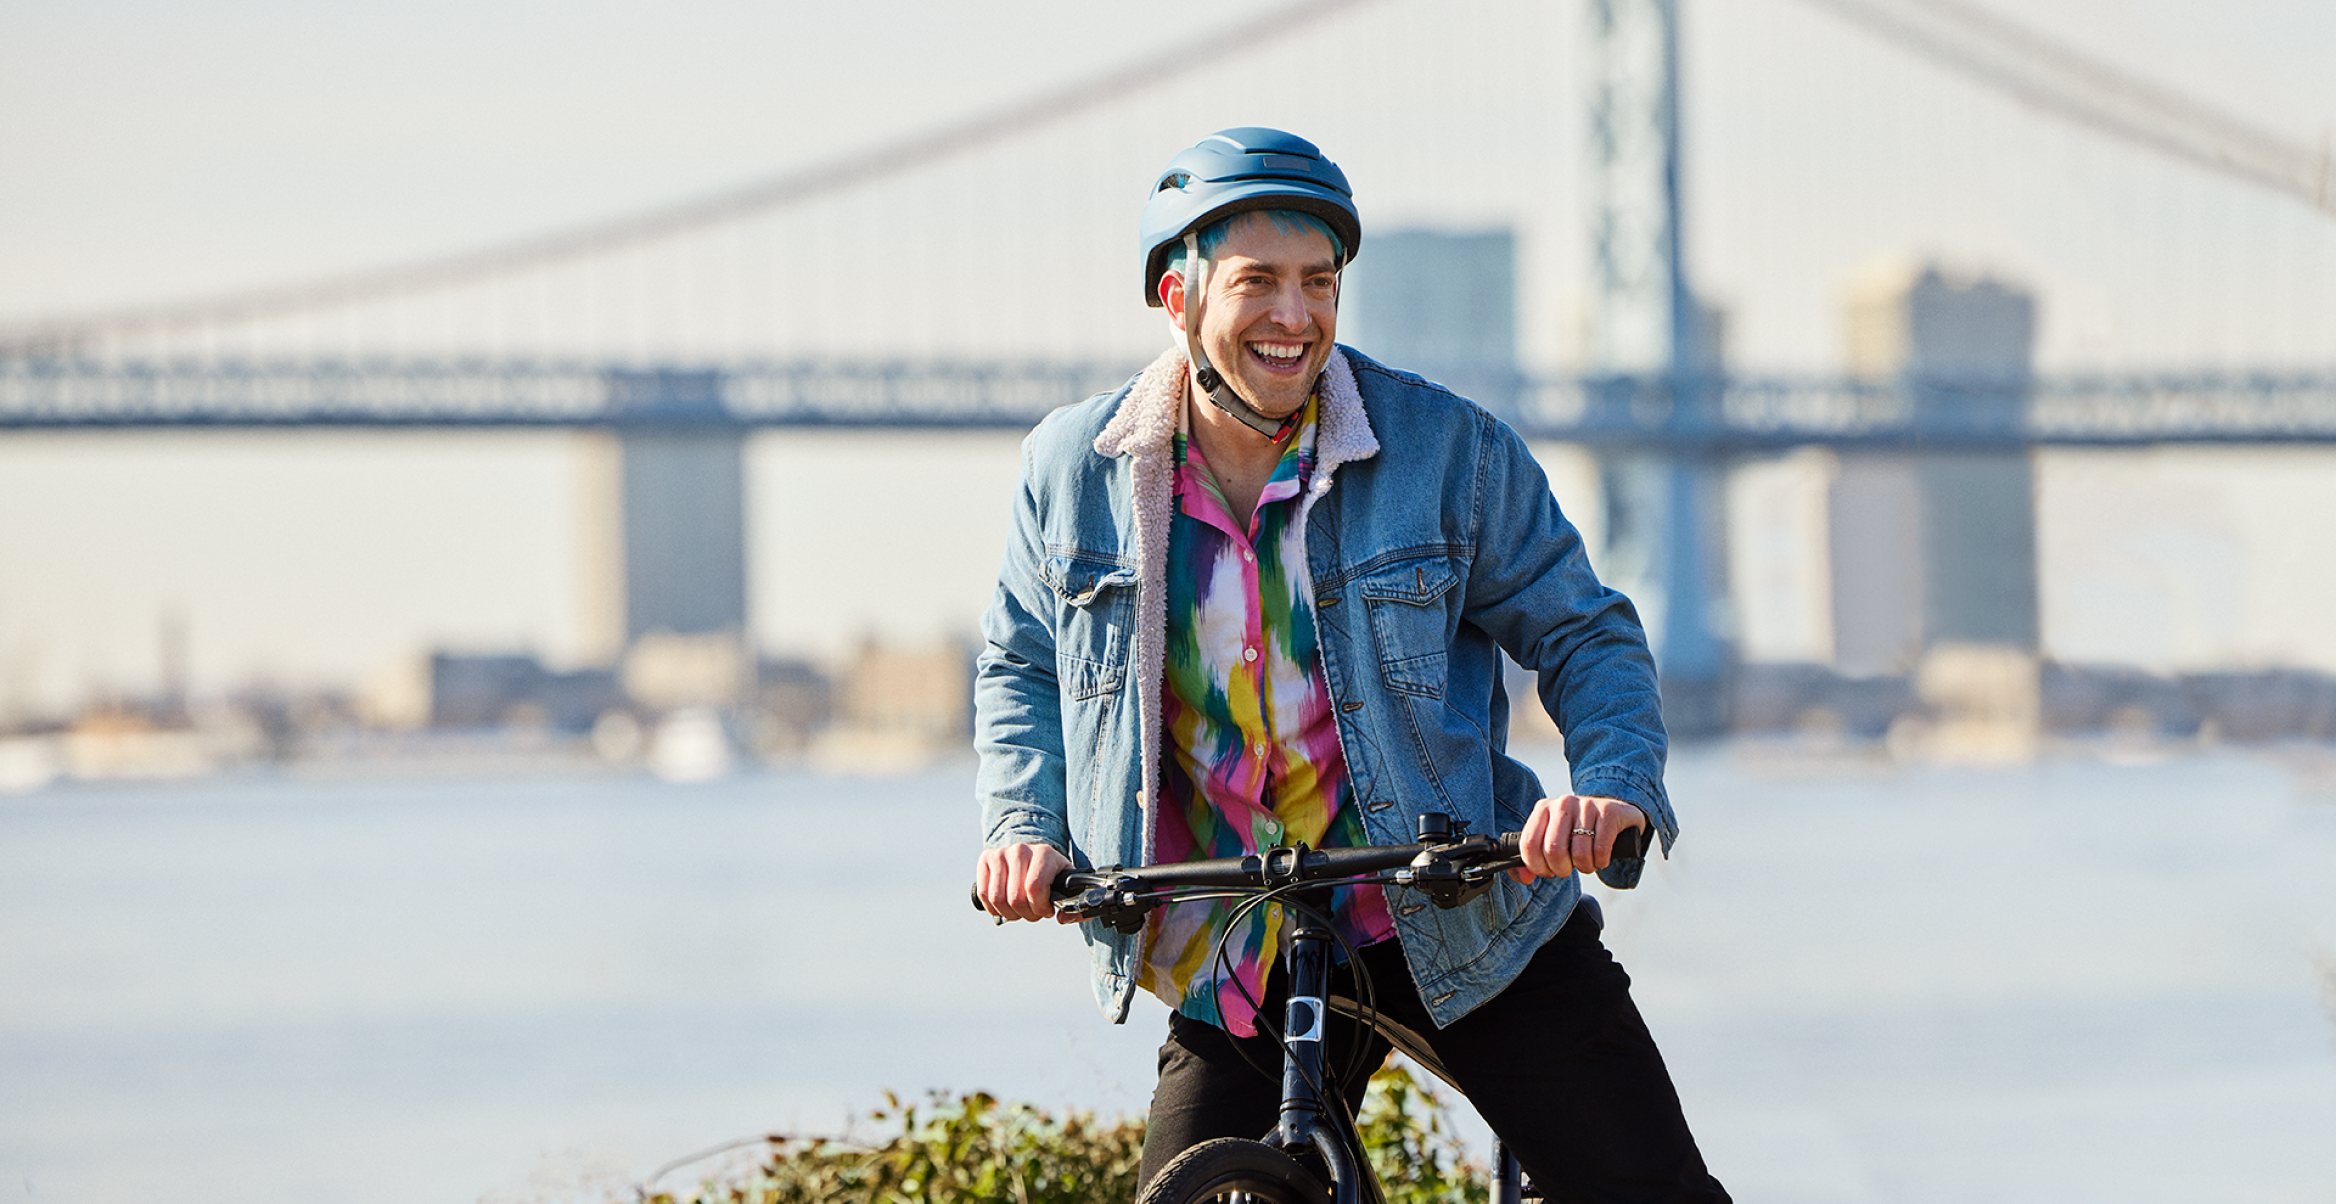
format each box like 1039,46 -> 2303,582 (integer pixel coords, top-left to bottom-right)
975,345 -> 1675,1029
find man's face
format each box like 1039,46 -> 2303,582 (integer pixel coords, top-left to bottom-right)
1166,213 -> 1340,422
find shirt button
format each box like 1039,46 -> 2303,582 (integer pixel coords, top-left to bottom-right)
1241,549 -> 1254,562
1243,647 -> 1258,662
1253,742 -> 1268,757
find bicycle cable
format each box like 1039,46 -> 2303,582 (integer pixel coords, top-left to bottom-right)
1201,877 -> 1388,1181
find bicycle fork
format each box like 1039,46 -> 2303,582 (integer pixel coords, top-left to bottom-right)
1268,913 -> 1370,1204
1271,911 -> 1539,1204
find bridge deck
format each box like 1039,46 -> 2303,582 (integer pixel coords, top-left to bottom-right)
4,358 -> 2335,447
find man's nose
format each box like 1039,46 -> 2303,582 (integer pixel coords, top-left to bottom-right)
1267,282 -> 1310,330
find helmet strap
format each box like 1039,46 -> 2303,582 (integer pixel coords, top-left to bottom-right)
1180,230 -> 1289,439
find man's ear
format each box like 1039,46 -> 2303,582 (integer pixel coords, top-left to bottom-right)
1159,270 -> 1187,333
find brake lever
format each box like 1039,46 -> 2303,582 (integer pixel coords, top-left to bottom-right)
1052,874 -> 1150,934
1408,826 -> 1650,906
1397,834 -> 1503,909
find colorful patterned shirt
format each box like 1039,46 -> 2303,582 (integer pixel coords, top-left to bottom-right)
1137,392 -> 1395,1036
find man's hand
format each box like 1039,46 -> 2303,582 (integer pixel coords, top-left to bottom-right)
1512,794 -> 1648,883
976,842 -> 1073,923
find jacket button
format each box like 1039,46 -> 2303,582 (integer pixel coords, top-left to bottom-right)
1316,595 -> 1339,608
1340,700 -> 1363,712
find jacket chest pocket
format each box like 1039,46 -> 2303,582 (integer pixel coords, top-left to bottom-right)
1043,551 -> 1134,700
1359,557 -> 1458,698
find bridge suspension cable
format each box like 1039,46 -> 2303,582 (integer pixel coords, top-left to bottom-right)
0,0 -> 1381,358
1796,0 -> 2336,218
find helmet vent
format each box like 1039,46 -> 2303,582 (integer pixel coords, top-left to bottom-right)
1156,172 -> 1193,193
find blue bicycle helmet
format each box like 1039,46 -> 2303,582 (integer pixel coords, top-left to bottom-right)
1139,127 -> 1362,307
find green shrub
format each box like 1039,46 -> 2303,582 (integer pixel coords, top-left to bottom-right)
645,1061 -> 1487,1204
643,1091 -> 1144,1204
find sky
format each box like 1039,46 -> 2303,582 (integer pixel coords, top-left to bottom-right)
6,0 -> 2334,364
2,0 -> 2335,716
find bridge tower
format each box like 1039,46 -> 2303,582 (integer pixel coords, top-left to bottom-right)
1584,0 -> 1730,734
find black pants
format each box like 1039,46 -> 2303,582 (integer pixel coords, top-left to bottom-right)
1139,904 -> 1730,1203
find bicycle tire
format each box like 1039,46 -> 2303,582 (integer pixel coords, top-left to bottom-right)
1136,1137 -> 1332,1204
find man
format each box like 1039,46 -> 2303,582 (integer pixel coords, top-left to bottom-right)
974,127 -> 1726,1200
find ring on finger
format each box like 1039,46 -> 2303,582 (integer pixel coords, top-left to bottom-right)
1570,827 -> 1596,837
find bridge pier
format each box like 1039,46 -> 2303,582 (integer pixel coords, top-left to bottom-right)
580,369 -> 752,710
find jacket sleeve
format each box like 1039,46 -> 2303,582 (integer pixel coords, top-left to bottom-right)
1457,410 -> 1678,859
973,433 -> 1073,853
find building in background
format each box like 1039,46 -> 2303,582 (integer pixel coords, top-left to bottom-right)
1339,228 -> 1524,422
1834,258 -> 2040,672
1837,261 -> 2040,760
809,639 -> 973,772
418,652 -> 622,731
1725,258 -> 2042,758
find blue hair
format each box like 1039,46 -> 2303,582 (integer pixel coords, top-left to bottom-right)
1161,209 -> 1347,281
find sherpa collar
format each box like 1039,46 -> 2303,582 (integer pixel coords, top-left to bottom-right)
1093,346 -> 1380,470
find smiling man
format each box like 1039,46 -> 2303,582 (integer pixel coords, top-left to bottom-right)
973,128 -> 1727,1200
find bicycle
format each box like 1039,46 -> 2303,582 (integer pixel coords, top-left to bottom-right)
978,812 -> 1645,1204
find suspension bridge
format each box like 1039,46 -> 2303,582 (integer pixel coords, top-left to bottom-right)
5,0 -> 2335,731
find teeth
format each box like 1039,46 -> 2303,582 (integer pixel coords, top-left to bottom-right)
1250,342 -> 1303,361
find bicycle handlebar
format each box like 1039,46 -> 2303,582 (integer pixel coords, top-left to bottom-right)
972,818 -> 1645,932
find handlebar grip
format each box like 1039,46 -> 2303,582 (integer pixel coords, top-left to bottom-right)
968,868 -> 1085,914
1495,824 -> 1646,861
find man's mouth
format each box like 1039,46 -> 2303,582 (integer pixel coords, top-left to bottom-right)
1248,341 -> 1306,368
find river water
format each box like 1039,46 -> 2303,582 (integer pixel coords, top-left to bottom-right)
3,744 -> 2333,1203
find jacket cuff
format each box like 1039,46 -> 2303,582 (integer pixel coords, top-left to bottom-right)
1567,768 -> 1676,858
984,809 -> 1070,853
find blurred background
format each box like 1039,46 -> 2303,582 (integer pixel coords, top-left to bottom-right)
2,0 -> 2332,1201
